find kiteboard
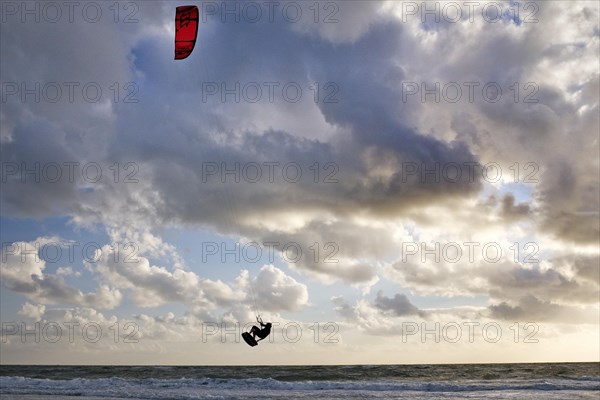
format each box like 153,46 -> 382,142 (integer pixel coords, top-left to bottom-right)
242,332 -> 258,347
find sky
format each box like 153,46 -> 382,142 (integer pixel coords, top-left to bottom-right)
0,0 -> 599,365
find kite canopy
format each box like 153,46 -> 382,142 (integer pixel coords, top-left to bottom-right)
175,6 -> 199,60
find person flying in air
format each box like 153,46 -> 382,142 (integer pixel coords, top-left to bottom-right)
249,316 -> 272,342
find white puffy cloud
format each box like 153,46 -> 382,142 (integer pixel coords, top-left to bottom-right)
253,265 -> 309,312
88,238 -> 309,315
18,302 -> 46,320
1,238 -> 122,309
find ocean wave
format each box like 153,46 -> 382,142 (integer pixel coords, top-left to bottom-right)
1,375 -> 599,395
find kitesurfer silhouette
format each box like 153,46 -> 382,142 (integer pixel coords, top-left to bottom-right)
249,316 -> 272,342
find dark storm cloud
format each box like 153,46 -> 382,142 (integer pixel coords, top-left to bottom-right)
374,290 -> 424,317
1,0 -> 598,293
110,11 -> 482,222
500,193 -> 531,220
485,263 -> 599,305
489,295 -> 596,324
537,159 -> 600,244
1,6 -> 484,283
2,7 -> 482,229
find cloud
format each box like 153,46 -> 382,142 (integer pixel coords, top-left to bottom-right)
485,263 -> 599,305
253,265 -> 309,312
89,238 -> 309,315
331,295 -> 355,320
499,193 -> 531,221
387,254 -> 600,307
89,242 -> 229,308
489,295 -> 598,324
331,291 -> 425,335
1,1 -> 488,286
1,232 -> 309,320
374,290 -> 424,317
18,302 -> 46,320
537,159 -> 600,244
56,266 -> 81,277
290,0 -> 386,44
562,255 -> 600,284
1,238 -> 122,309
1,0 -> 598,355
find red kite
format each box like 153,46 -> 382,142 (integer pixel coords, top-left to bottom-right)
175,6 -> 199,60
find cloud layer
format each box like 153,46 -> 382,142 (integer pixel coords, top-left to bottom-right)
0,1 -> 598,362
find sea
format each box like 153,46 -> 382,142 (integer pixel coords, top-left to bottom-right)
0,363 -> 598,399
